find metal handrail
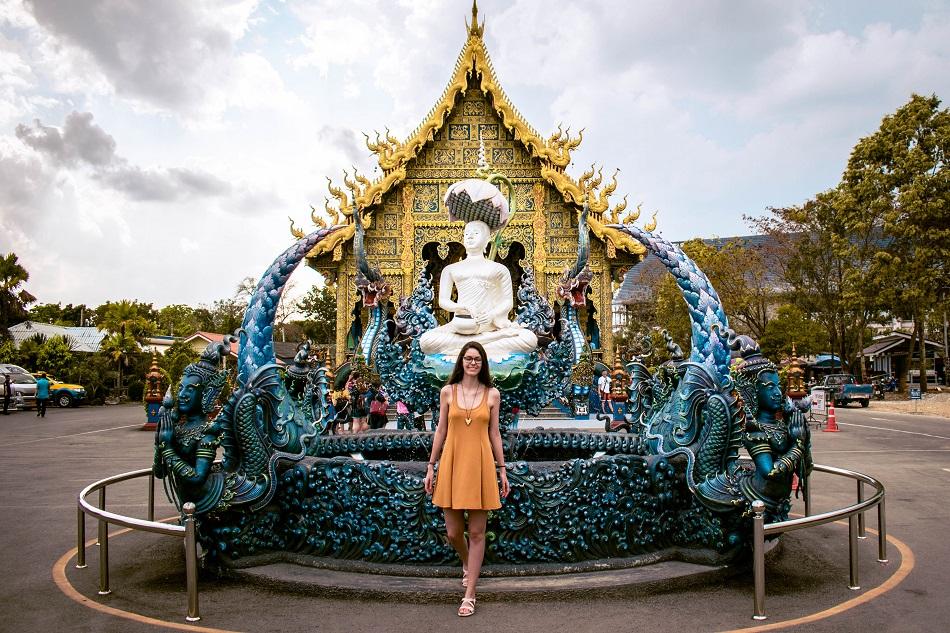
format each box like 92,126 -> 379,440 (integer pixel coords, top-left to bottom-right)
76,468 -> 201,622
751,463 -> 887,621
76,463 -> 885,624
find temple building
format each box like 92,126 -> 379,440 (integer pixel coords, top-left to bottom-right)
293,4 -> 650,365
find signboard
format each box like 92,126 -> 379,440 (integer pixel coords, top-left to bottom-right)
810,387 -> 827,411
910,388 -> 922,400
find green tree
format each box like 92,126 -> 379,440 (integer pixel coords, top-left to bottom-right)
840,93 -> 950,390
28,302 -> 92,326
15,334 -> 45,370
297,285 -> 338,344
156,304 -> 199,337
755,190 -> 867,376
0,252 -> 36,336
158,339 -> 200,393
36,335 -> 75,378
759,305 -> 830,362
97,300 -> 156,395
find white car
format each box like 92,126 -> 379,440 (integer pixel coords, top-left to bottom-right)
1,365 -> 37,406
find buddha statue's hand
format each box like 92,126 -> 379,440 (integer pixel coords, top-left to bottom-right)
470,307 -> 492,330
492,315 -> 512,329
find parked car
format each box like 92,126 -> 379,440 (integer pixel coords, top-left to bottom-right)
2,371 -> 37,407
46,377 -> 87,407
818,374 -> 873,408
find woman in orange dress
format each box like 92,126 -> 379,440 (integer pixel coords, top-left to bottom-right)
424,341 -> 509,617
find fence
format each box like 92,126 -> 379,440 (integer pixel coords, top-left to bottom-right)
76,468 -> 200,622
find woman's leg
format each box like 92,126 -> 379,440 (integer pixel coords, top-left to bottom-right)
464,510 -> 488,599
443,509 -> 470,574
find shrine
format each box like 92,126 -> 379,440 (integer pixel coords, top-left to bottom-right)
292,4 -> 651,366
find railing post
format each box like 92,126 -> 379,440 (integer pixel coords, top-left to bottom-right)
97,488 -> 105,546
752,500 -> 767,620
857,481 -> 867,539
76,504 -> 87,569
183,502 -> 201,622
877,496 -> 888,563
97,513 -> 111,595
848,515 -> 860,590
147,470 -> 155,522
803,472 -> 812,517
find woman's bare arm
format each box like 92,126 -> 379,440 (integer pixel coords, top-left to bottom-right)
428,385 -> 452,463
487,388 -> 504,464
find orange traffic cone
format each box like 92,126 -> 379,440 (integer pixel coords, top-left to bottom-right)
824,400 -> 840,432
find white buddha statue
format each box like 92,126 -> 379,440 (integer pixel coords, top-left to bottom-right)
419,220 -> 538,360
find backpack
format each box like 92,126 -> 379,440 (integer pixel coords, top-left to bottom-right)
369,397 -> 387,415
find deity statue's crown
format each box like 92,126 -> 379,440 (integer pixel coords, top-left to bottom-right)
731,334 -> 777,377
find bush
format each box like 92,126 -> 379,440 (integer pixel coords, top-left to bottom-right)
127,379 -> 144,402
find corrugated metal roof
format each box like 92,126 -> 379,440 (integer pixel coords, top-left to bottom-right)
8,321 -> 105,352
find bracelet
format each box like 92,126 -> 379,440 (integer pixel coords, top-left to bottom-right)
427,462 -> 436,467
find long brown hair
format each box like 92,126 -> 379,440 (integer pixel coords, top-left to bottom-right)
446,341 -> 493,387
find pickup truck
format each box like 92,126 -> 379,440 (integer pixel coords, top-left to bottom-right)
818,374 -> 873,408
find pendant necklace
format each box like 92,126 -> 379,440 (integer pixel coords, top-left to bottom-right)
461,384 -> 481,426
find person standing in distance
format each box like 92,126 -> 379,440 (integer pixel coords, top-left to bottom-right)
2,374 -> 11,415
424,341 -> 509,617
35,372 -> 51,418
597,369 -> 613,414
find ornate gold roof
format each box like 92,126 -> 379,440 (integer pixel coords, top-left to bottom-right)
301,3 -> 651,258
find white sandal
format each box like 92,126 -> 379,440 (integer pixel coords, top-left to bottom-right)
462,569 -> 468,587
458,597 -> 476,617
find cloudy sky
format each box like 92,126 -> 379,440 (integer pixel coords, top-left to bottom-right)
1,0 -> 949,310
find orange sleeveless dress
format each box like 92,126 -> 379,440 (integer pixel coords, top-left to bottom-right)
432,385 -> 502,511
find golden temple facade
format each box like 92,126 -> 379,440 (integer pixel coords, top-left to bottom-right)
294,4 -> 651,366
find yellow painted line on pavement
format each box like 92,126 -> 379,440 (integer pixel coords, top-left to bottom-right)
55,516 -> 913,633
53,521 -> 244,633
720,526 -> 914,633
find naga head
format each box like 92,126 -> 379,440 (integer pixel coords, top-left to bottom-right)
286,340 -> 312,382
556,197 -> 592,306
352,204 -> 392,308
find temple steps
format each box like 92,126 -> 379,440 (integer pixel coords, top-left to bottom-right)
223,552 -> 751,601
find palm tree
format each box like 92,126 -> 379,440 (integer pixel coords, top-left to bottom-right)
98,300 -> 155,397
0,253 -> 36,337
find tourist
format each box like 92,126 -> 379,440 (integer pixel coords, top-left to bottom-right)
2,374 -> 11,415
395,400 -> 411,430
597,370 -> 613,414
330,390 -> 349,435
368,389 -> 388,429
35,372 -> 51,418
424,342 -> 509,617
348,378 -> 369,434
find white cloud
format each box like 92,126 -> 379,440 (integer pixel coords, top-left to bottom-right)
2,0 -> 949,309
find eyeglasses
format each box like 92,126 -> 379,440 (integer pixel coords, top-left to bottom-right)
462,357 -> 482,365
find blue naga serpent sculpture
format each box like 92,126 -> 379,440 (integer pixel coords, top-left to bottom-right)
156,200 -> 807,566
155,226 -> 340,515
610,223 -> 812,524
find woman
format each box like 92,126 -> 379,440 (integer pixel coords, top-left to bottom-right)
348,378 -> 369,434
424,341 -> 509,617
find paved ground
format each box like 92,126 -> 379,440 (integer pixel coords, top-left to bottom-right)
0,401 -> 947,632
